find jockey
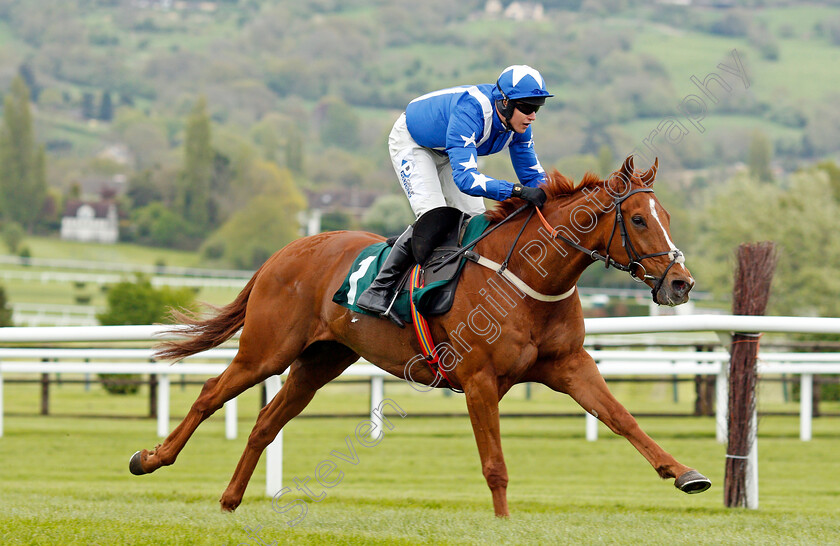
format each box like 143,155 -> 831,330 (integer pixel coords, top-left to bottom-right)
357,65 -> 553,325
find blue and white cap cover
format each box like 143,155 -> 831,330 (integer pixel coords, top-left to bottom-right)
493,65 -> 553,104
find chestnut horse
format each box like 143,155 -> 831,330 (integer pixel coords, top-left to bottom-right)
129,156 -> 710,516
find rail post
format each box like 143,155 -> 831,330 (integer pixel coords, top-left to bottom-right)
0,370 -> 4,437
370,375 -> 384,439
715,360 -> 728,443
149,370 -> 157,418
157,372 -> 170,438
585,412 -> 598,441
800,373 -> 813,441
40,368 -> 49,415
225,397 -> 238,440
265,375 -> 283,496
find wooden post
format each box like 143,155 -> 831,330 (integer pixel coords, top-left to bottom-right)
40,372 -> 49,415
724,242 -> 777,509
149,373 -> 158,418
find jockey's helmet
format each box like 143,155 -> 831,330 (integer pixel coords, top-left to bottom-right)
494,65 -> 553,123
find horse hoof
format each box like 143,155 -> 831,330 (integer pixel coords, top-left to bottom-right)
220,499 -> 240,513
129,451 -> 147,476
675,470 -> 711,494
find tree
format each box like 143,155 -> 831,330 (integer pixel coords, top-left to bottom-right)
284,124 -> 305,174
316,96 -> 360,150
748,130 -> 773,183
200,165 -> 306,268
99,90 -> 113,121
130,202 -> 192,248
0,285 -> 12,327
691,171 -> 840,317
96,275 -> 196,395
1,220 -> 25,253
127,169 -> 164,209
815,160 -> 840,202
361,194 -> 414,237
597,144 -> 614,179
0,77 -> 47,231
18,62 -> 40,102
177,96 -> 213,233
81,91 -> 96,119
98,275 -> 197,326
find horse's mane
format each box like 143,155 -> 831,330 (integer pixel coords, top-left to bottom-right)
485,170 -> 604,223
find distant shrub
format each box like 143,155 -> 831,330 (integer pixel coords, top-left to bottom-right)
0,285 -> 13,327
792,378 -> 840,402
1,221 -> 25,253
708,12 -> 751,37
320,210 -> 358,232
96,275 -> 197,395
98,375 -> 140,396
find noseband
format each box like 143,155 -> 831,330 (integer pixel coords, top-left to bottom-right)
536,187 -> 685,301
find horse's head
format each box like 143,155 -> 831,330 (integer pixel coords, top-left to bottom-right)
602,156 -> 694,306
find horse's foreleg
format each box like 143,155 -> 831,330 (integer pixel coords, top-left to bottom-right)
130,353 -> 278,476
539,350 -> 710,493
219,353 -> 355,512
463,372 -> 509,517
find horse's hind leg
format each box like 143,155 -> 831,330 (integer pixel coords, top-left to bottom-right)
537,349 -> 711,493
130,333 -> 309,476
219,342 -> 358,512
130,352 -> 281,475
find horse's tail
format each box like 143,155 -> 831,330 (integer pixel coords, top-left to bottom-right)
153,263 -> 264,362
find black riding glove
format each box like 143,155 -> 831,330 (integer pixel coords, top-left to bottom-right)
511,184 -> 547,207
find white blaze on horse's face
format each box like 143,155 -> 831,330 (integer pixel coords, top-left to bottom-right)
648,197 -> 694,282
649,199 -> 684,266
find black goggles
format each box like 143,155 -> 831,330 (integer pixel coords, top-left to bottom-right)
514,102 -> 541,115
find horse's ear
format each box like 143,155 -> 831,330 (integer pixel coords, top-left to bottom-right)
608,155 -> 636,195
640,157 -> 659,187
620,155 -> 635,181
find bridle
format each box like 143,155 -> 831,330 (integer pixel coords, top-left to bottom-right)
535,187 -> 685,301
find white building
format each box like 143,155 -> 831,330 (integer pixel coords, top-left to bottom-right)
60,201 -> 119,244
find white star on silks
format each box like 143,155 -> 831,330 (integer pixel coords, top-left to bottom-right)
510,65 -> 545,87
470,172 -> 492,191
459,154 -> 478,170
530,163 -> 545,174
526,137 -> 534,148
461,133 -> 477,147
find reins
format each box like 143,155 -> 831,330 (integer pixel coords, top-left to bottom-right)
429,184 -> 684,305
430,203 -> 531,274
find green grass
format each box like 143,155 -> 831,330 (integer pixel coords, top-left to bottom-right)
755,5 -> 840,37
2,235 -> 246,309
2,236 -> 246,310
633,12 -> 840,105
2,270 -> 242,309
616,114 -> 802,147
35,116 -> 110,158
0,378 -> 838,545
20,236 -> 204,267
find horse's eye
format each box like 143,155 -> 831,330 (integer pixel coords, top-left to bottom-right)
632,216 -> 646,227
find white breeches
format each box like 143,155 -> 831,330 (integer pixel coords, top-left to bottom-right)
389,113 -> 486,219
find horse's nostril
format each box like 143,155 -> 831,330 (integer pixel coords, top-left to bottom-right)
672,280 -> 690,295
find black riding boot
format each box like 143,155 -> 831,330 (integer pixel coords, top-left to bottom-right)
356,225 -> 414,327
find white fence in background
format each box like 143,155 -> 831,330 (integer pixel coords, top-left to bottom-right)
12,303 -> 100,327
0,269 -> 247,289
2,315 -> 840,506
0,254 -> 252,279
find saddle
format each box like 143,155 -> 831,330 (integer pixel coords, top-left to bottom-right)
403,207 -> 471,316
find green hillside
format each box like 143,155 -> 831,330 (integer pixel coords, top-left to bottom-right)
0,0 -> 839,318
1,1 -> 837,176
